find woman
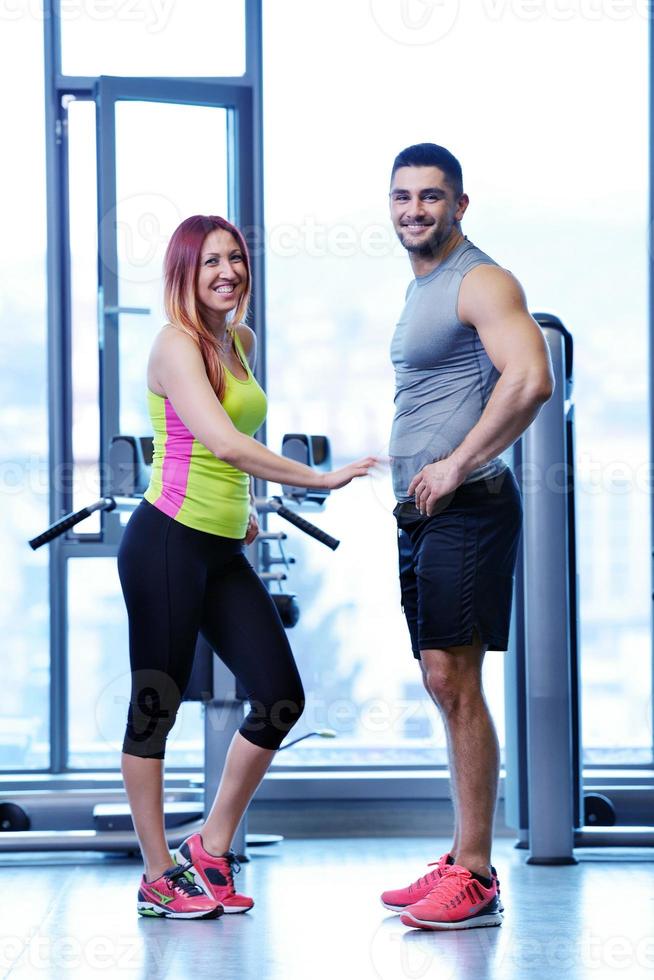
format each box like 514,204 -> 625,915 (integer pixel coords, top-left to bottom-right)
118,214 -> 376,919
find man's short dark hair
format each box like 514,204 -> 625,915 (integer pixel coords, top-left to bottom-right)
390,143 -> 463,198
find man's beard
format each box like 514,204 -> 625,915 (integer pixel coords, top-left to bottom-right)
398,222 -> 447,257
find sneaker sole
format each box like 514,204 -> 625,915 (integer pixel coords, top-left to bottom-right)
137,902 -> 222,920
381,900 -> 406,913
382,897 -> 504,914
173,851 -> 254,913
400,910 -> 503,931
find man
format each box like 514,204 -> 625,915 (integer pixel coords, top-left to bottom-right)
380,143 -> 554,931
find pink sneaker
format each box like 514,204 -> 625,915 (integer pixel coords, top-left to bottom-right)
400,863 -> 503,931
175,834 -> 254,914
381,855 -> 504,913
381,852 -> 454,911
137,861 -> 223,919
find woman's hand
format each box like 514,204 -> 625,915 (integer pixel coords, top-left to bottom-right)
322,456 -> 379,491
244,504 -> 260,545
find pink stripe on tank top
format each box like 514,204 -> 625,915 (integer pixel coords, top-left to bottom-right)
157,399 -> 194,518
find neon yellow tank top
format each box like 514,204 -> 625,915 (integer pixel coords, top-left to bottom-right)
143,331 -> 267,538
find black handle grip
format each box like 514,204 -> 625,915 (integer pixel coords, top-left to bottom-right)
28,498 -> 116,550
273,502 -> 340,551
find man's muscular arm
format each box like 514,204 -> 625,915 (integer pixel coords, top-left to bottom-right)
408,265 -> 555,515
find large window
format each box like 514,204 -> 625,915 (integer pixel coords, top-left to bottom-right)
0,6 -> 49,768
1,2 -> 258,774
1,2 -> 650,775
262,2 -> 651,766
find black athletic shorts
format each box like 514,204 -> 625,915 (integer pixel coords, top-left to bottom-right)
394,467 -> 522,657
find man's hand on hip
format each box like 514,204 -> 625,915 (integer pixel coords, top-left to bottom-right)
408,458 -> 466,516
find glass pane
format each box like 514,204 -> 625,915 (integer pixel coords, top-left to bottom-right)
263,1 -> 651,766
67,558 -> 203,768
0,4 -> 49,769
61,0 -> 245,77
112,101 -> 229,435
68,99 -> 101,532
578,472 -> 652,763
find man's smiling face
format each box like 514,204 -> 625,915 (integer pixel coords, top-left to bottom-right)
390,165 -> 467,257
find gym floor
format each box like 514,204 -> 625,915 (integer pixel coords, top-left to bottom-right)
1,837 -> 653,979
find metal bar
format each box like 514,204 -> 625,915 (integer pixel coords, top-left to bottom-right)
95,79 -> 124,549
523,326 -> 577,864
44,0 -> 71,773
59,543 -> 119,559
56,76 -> 254,92
567,401 -> 584,829
226,105 -> 238,225
0,825 -> 204,853
574,827 -> 654,847
93,76 -> 249,107
2,769 -> 654,793
50,0 -> 62,76
102,306 -> 150,316
245,0 -> 268,543
649,0 -> 654,777
503,439 -> 529,838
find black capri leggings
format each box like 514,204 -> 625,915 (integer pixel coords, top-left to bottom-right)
117,499 -> 305,759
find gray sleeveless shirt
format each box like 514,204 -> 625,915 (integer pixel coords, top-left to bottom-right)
389,235 -> 507,502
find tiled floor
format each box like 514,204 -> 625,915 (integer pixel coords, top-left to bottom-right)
1,837 -> 653,979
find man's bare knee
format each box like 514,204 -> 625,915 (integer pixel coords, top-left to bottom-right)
420,640 -> 486,714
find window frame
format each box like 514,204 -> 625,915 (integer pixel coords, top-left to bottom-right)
41,0 -> 267,773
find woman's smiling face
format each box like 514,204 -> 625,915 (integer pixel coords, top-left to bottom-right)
196,227 -> 247,322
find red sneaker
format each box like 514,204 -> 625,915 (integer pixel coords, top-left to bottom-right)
381,852 -> 454,911
175,834 -> 254,914
381,855 -> 504,913
137,861 -> 223,919
400,863 -> 503,931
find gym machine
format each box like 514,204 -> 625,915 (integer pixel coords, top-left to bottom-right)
0,434 -> 337,858
504,314 -> 654,862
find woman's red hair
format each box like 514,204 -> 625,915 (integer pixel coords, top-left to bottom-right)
163,215 -> 252,402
